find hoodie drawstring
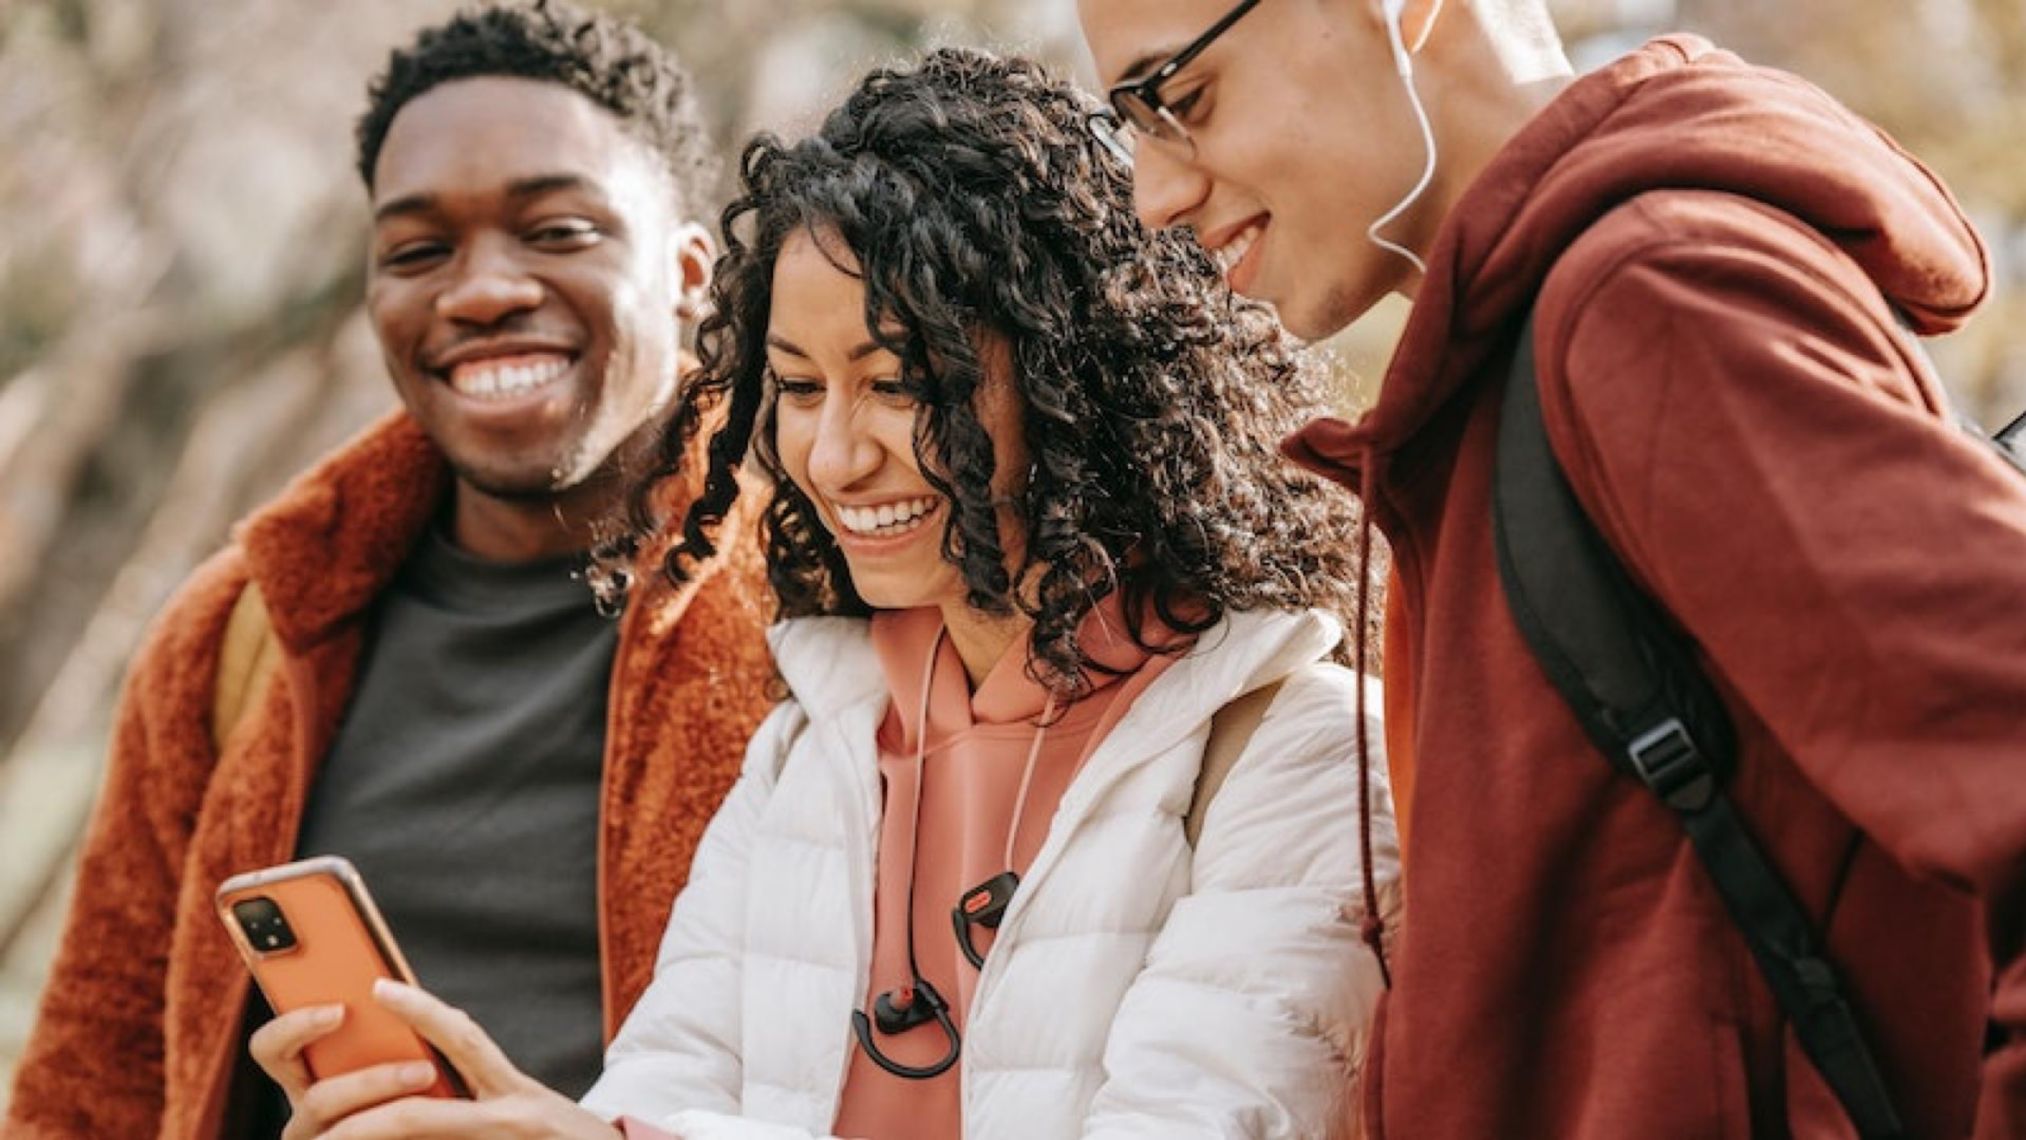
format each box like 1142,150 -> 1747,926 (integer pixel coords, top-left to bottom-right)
1353,443 -> 1393,989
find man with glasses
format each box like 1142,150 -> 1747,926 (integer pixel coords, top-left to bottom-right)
1080,1 -> 2026,1137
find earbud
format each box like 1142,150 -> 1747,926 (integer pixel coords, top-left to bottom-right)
872,980 -> 945,1035
951,871 -> 1020,970
852,975 -> 962,1080
1381,0 -> 1414,77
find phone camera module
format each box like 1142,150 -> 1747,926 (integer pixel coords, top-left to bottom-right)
231,896 -> 299,954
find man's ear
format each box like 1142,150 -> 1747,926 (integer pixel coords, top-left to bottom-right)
670,220 -> 716,324
1407,0 -> 1444,52
1363,0 -> 1443,53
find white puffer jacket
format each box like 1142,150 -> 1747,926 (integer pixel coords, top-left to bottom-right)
581,607 -> 1398,1140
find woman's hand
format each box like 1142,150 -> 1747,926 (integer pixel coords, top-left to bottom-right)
249,998 -> 436,1140
247,979 -> 621,1139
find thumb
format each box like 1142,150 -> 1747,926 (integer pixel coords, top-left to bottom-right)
371,978 -> 523,1098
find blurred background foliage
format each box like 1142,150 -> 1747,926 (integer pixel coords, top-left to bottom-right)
2,0 -> 2023,1098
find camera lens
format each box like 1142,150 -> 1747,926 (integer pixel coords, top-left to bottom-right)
231,896 -> 299,953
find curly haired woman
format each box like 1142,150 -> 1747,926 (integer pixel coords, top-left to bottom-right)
250,47 -> 1398,1140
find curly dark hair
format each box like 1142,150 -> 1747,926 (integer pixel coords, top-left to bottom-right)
354,0 -> 715,205
639,47 -> 1376,695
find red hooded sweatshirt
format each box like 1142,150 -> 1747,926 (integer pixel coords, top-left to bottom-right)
1284,37 -> 2026,1139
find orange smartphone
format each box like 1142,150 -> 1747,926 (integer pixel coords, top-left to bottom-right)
216,855 -> 462,1096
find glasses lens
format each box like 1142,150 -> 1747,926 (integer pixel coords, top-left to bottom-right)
1111,89 -> 1184,144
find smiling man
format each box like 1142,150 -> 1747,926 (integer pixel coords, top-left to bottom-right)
4,4 -> 775,1138
1079,1 -> 2026,1138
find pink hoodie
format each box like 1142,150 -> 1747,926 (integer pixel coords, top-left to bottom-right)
832,606 -> 1180,1138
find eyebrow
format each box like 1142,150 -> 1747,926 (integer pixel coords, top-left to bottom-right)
1114,47 -> 1180,88
764,334 -> 892,363
371,172 -> 605,224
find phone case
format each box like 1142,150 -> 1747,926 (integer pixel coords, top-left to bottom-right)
215,855 -> 460,1096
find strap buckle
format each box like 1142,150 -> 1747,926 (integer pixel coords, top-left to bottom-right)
1627,718 -> 1714,811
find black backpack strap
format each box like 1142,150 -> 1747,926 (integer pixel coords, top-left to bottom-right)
1491,311 -> 1906,1140
1895,310 -> 2026,478
1996,410 -> 2026,476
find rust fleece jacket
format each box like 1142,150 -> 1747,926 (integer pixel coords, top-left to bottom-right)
1284,37 -> 2026,1140
4,411 -> 778,1139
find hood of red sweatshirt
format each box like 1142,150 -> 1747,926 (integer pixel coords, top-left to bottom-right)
1285,34 -> 1988,477
1275,36 -> 1991,997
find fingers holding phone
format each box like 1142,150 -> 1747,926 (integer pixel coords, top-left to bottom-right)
220,859 -> 616,1138
253,981 -> 621,1139
368,979 -> 524,1099
248,1002 -> 344,1103
354,980 -> 622,1137
216,857 -> 463,1102
250,1007 -> 444,1140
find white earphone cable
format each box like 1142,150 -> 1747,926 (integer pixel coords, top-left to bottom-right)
1365,5 -> 1437,276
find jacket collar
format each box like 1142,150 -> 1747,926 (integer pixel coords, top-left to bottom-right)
768,606 -> 1340,761
236,411 -> 449,651
985,605 -> 1342,1000
1055,606 -> 1340,809
768,617 -> 890,719
237,408 -> 715,652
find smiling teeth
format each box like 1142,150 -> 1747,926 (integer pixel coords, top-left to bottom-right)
834,496 -> 939,537
1211,222 -> 1263,278
449,355 -> 571,400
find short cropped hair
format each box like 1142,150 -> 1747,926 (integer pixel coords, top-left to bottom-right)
354,0 -> 716,207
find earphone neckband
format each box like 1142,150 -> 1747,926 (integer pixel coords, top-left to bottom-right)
851,626 -> 962,1080
948,687 -> 1055,970
850,624 -> 1059,1080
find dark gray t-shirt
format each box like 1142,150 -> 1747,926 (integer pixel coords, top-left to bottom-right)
267,528 -> 618,1114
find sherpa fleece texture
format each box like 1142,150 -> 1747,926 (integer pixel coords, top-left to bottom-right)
4,411 -> 777,1140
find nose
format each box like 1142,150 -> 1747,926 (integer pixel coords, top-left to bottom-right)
1130,140 -> 1210,233
804,391 -> 883,496
435,235 -> 543,326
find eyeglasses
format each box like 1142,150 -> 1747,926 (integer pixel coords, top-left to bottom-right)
1095,0 -> 1264,163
